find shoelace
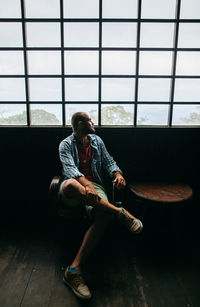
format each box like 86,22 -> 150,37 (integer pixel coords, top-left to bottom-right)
71,274 -> 86,289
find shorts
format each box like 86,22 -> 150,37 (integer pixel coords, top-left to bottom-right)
58,180 -> 108,217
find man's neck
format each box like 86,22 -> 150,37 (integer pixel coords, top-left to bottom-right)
74,133 -> 90,147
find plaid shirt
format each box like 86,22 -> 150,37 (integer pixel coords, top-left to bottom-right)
59,133 -> 122,187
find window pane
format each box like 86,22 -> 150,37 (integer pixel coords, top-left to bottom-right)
25,0 -> 60,18
101,104 -> 134,125
174,79 -> 200,102
29,78 -> 61,101
180,0 -> 200,19
65,78 -> 98,101
139,51 -> 173,75
178,23 -> 200,48
103,0 -> 138,18
137,104 -> 169,126
65,104 -> 98,125
138,78 -> 171,102
0,104 -> 27,125
141,0 -> 176,19
0,51 -> 24,75
140,23 -> 175,48
102,23 -> 137,48
102,78 -> 135,101
176,52 -> 200,75
102,51 -> 136,75
30,104 -> 62,125
0,0 -> 21,18
172,105 -> 200,126
64,23 -> 99,47
0,23 -> 23,47
0,78 -> 26,101
65,51 -> 98,75
26,23 -> 60,47
27,51 -> 61,75
64,0 -> 99,18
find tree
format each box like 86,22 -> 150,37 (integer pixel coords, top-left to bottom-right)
0,109 -> 60,125
101,105 -> 133,125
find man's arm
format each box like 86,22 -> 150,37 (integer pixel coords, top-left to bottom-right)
112,171 -> 126,190
76,176 -> 101,205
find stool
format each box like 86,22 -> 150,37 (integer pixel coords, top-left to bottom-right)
128,182 -> 193,243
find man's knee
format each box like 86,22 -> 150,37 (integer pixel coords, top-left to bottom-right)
62,178 -> 78,194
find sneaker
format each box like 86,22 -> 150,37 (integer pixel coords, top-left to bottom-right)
118,208 -> 143,234
63,267 -> 92,301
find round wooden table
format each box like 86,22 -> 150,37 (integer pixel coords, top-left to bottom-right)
129,182 -> 193,204
128,182 -> 193,242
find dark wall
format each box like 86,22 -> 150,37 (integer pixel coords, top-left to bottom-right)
1,127 -> 200,224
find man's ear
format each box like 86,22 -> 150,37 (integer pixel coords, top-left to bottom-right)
77,120 -> 83,129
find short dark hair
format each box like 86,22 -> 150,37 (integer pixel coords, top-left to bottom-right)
71,112 -> 87,131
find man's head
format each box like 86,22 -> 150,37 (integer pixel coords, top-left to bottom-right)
71,112 -> 95,135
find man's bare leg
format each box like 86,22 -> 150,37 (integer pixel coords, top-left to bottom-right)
62,178 -> 122,215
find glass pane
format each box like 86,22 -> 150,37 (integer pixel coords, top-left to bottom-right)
65,51 -> 98,75
0,78 -> 26,101
65,104 -> 98,125
30,104 -> 62,125
0,104 -> 27,125
102,23 -> 137,48
27,51 -> 61,75
176,52 -> 200,75
0,51 -> 24,75
25,0 -> 60,18
0,0 -> 21,18
64,0 -> 99,18
29,78 -> 62,101
138,78 -> 171,102
140,23 -> 175,48
65,78 -> 98,101
139,51 -> 173,75
172,105 -> 200,126
141,0 -> 176,19
64,23 -> 99,47
102,78 -> 135,101
180,0 -> 200,19
26,23 -> 60,47
178,23 -> 200,48
174,79 -> 200,102
137,104 -> 169,126
103,0 -> 138,18
174,78 -> 200,102
102,51 -> 136,75
101,104 -> 134,125
0,23 -> 23,47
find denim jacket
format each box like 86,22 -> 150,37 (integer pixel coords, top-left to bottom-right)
59,133 -> 122,187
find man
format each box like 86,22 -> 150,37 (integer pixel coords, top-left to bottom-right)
59,112 -> 143,301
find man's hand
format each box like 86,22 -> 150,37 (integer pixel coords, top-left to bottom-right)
112,172 -> 126,190
85,184 -> 101,205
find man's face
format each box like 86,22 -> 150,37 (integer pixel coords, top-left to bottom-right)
81,114 -> 95,134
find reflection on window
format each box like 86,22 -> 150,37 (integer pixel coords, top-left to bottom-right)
65,51 -> 99,75
64,23 -> 99,47
29,78 -> 62,101
102,78 -> 135,101
138,78 -> 171,102
27,51 -> 61,75
176,52 -> 200,75
102,51 -> 136,75
0,78 -> 26,101
0,23 -> 23,47
26,23 -> 60,47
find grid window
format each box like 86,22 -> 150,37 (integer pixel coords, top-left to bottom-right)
0,0 -> 200,127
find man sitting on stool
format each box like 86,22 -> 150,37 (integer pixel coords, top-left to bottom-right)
59,112 -> 143,300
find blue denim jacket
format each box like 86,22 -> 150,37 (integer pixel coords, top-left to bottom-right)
59,133 -> 122,187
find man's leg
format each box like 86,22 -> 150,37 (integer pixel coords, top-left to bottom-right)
62,178 -> 121,215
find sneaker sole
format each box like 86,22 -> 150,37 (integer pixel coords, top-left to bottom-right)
133,219 -> 143,234
63,276 -> 92,301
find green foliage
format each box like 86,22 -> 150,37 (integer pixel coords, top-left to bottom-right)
0,109 -> 60,125
101,105 -> 133,125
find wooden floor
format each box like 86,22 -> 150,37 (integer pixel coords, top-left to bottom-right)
0,218 -> 200,307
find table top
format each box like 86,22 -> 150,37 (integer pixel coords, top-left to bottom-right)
128,182 -> 193,203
